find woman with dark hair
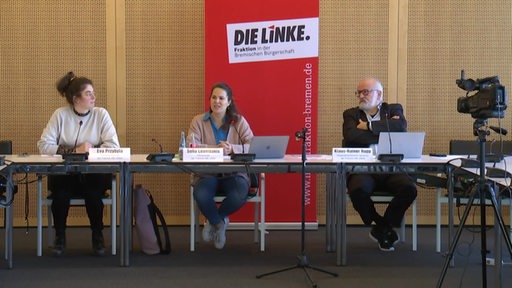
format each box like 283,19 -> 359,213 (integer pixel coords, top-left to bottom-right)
37,71 -> 119,256
187,82 -> 254,249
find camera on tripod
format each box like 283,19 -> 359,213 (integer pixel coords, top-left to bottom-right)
456,70 -> 507,119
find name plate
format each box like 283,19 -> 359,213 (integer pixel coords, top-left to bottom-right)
182,148 -> 223,162
332,148 -> 374,162
88,147 -> 131,161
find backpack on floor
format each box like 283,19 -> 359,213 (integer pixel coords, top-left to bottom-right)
134,184 -> 171,255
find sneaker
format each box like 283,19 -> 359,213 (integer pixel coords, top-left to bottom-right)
92,231 -> 106,257
93,241 -> 106,256
369,225 -> 395,252
214,217 -> 229,249
53,235 -> 66,256
202,220 -> 214,242
386,227 -> 400,246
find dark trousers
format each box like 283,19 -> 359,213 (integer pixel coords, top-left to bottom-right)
347,173 -> 417,228
49,174 -> 109,237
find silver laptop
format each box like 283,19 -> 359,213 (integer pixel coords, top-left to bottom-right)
248,136 -> 289,159
377,132 -> 425,159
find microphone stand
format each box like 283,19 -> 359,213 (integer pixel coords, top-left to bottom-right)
62,120 -> 88,161
146,138 -> 174,162
377,111 -> 403,162
230,121 -> 255,162
436,119 -> 512,287
256,128 -> 338,288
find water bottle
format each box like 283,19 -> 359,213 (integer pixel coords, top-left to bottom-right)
179,131 -> 186,159
190,132 -> 197,148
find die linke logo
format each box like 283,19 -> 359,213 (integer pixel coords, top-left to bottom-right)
226,17 -> 318,64
233,24 -> 309,45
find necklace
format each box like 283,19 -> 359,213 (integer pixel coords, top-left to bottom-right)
73,107 -> 91,117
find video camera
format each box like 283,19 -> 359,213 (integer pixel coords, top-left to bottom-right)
456,70 -> 507,119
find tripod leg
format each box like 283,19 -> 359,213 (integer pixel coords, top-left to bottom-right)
297,255 -> 338,277
256,255 -> 339,279
436,186 -> 477,288
301,266 -> 318,288
256,130 -> 337,287
256,264 -> 299,279
306,264 -> 339,277
486,188 -> 512,257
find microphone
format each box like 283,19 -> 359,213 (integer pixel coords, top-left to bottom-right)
73,120 -> 83,151
456,70 -> 478,92
62,120 -> 88,161
377,107 -> 403,162
152,138 -> 164,153
146,138 -> 174,162
229,120 -> 255,162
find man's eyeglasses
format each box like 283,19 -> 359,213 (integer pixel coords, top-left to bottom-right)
355,89 -> 378,96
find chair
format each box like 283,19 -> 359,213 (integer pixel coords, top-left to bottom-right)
190,173 -> 266,252
435,140 -> 512,253
0,140 -> 17,259
36,174 -> 117,256
0,140 -> 16,197
348,192 -> 417,251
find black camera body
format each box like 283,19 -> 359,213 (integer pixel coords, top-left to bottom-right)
456,70 -> 507,119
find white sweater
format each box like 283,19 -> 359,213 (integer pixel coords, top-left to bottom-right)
37,106 -> 120,155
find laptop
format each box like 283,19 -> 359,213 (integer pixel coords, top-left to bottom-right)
248,136 -> 289,159
376,132 -> 425,159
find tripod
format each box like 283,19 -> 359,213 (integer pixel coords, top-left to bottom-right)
256,128 -> 338,288
437,119 -> 512,287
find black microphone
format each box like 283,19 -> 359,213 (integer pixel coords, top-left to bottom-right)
230,120 -> 255,162
456,70 -> 478,92
384,113 -> 393,153
62,120 -> 88,161
73,120 -> 83,152
146,138 -> 174,162
152,138 -> 164,153
377,106 -> 403,162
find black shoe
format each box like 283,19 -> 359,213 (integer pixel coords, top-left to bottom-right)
369,225 -> 395,252
53,235 -> 66,256
385,227 -> 400,246
92,231 -> 106,257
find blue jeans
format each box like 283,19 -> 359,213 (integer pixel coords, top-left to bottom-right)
193,175 -> 249,225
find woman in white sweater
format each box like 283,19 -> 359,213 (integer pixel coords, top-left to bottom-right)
37,71 -> 119,256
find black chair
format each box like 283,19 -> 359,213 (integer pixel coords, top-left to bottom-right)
0,140 -> 12,155
0,140 -> 16,259
449,139 -> 512,157
0,140 -> 17,201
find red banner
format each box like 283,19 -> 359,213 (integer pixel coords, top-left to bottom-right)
205,0 -> 319,224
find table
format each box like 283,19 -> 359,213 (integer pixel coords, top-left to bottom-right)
1,154 -> 454,269
1,154 -> 342,268
338,155 -> 451,265
1,155 -> 122,269
120,154 -> 342,267
120,154 -> 454,267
